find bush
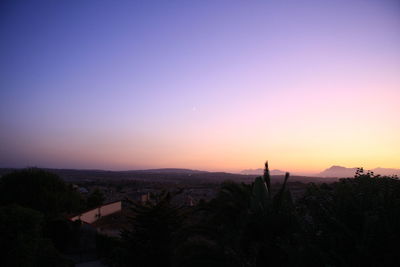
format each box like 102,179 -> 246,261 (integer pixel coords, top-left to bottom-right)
0,204 -> 72,267
0,168 -> 83,217
298,169 -> 400,266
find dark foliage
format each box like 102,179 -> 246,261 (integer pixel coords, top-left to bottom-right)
297,168 -> 400,266
86,188 -> 105,209
118,190 -> 186,267
100,164 -> 400,267
0,168 -> 84,266
2,166 -> 400,266
0,168 -> 83,217
44,218 -> 81,252
0,204 -> 72,267
174,163 -> 297,267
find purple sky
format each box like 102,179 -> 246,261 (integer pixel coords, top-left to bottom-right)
1,0 -> 399,172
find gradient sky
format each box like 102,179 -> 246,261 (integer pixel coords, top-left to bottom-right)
1,0 -> 399,173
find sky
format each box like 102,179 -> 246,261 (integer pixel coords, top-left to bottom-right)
1,0 -> 399,173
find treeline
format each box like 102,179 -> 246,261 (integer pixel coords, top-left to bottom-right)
100,163 -> 400,267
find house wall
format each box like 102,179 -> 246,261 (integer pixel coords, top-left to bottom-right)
100,201 -> 121,218
70,201 -> 122,224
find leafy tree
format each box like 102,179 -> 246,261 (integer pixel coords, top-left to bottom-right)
86,188 -> 105,209
0,168 -> 83,217
297,168 -> 400,266
44,218 -> 81,252
120,190 -> 186,267
0,168 -> 85,257
174,181 -> 251,267
0,204 -> 71,267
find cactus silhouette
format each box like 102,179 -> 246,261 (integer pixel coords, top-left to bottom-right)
250,161 -> 292,213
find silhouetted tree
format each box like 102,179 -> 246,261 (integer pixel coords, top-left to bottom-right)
297,168 -> 400,266
0,168 -> 85,258
0,168 -> 83,217
174,163 -> 297,267
0,204 -> 71,267
86,188 -> 105,209
120,190 -> 186,267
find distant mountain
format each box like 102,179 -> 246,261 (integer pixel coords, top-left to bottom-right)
240,168 -> 286,176
319,166 -> 400,178
318,166 -> 358,178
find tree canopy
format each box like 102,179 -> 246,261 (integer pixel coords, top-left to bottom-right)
0,168 -> 83,217
0,204 -> 71,267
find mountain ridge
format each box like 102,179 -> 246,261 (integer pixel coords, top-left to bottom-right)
240,169 -> 286,175
318,166 -> 400,177
240,165 -> 400,178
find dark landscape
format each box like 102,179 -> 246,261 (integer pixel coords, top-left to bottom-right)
1,165 -> 399,267
1,167 -> 339,206
1,0 -> 399,266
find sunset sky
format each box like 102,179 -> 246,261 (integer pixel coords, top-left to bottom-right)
1,0 -> 399,173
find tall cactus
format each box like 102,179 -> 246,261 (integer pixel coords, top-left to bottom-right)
251,176 -> 269,211
250,161 -> 291,213
251,161 -> 271,211
264,161 -> 271,193
273,172 -> 290,211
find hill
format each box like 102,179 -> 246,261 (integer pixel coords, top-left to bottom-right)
240,168 -> 286,175
319,166 -> 400,177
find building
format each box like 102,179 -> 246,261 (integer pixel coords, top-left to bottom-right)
70,201 -> 122,224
